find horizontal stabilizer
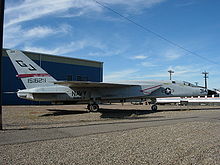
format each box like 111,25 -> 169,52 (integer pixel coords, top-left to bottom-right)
3,92 -> 17,94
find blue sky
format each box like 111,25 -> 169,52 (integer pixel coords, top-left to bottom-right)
3,0 -> 220,89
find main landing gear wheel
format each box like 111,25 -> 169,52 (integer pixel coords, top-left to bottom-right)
87,104 -> 99,112
151,104 -> 158,112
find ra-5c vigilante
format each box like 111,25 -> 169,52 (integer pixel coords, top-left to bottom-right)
7,50 -> 207,112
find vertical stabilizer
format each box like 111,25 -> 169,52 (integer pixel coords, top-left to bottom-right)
6,50 -> 57,89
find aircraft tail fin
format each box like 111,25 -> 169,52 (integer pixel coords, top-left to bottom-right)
6,50 -> 57,89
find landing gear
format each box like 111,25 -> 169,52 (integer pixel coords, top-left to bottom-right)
150,98 -> 158,112
87,103 -> 99,112
151,104 -> 158,111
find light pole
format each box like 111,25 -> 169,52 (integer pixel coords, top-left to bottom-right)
202,71 -> 208,89
0,0 -> 5,130
168,70 -> 174,80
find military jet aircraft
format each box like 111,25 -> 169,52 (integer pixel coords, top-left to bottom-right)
6,50 -> 207,112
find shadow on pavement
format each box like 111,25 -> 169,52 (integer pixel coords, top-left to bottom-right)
40,108 -> 162,120
99,108 -> 163,120
40,109 -> 88,117
39,106 -> 220,118
99,106 -> 220,119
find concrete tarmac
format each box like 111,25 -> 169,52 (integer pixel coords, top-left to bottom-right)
1,104 -> 220,145
1,112 -> 219,145
0,104 -> 220,164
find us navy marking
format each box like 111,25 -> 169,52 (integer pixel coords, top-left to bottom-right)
72,91 -> 87,97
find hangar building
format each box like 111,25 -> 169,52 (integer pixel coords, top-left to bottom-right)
2,49 -> 103,105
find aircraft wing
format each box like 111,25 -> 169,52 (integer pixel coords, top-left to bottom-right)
54,81 -> 138,88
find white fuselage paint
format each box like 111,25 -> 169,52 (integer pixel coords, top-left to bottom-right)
17,81 -> 207,104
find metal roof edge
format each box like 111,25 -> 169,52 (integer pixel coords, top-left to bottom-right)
3,48 -> 103,68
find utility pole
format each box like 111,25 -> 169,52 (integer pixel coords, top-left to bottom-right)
0,0 -> 5,130
168,70 -> 174,80
202,71 -> 209,89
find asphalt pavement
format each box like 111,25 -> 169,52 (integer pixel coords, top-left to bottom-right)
0,104 -> 220,164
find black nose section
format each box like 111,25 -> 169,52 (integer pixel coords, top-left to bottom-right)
207,89 -> 218,96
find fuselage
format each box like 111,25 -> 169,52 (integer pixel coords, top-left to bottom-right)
17,80 -> 207,104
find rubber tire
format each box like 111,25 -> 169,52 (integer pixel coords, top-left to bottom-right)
89,104 -> 99,112
151,104 -> 158,111
87,104 -> 91,111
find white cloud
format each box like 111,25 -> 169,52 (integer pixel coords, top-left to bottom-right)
166,65 -> 203,82
133,64 -> 203,81
136,73 -> 168,79
104,69 -> 138,82
4,25 -> 23,48
22,46 -> 55,55
175,1 -> 196,7
132,55 -> 148,60
5,0 -> 167,27
5,0 -> 78,28
23,41 -> 85,55
167,65 -> 195,75
163,49 -> 182,61
102,0 -> 166,12
141,61 -> 156,67
25,26 -> 55,38
4,0 -> 167,50
87,49 -> 125,57
23,39 -> 106,56
60,11 -> 86,18
4,24 -> 72,48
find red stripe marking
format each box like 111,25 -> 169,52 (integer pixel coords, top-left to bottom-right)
140,85 -> 162,93
16,73 -> 50,78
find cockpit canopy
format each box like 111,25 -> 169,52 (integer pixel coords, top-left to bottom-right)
171,80 -> 197,87
182,81 -> 196,87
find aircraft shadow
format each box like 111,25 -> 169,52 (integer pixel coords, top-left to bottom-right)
39,107 -> 220,118
99,106 -> 220,119
40,109 -> 88,117
99,108 -> 163,120
40,108 -> 162,120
